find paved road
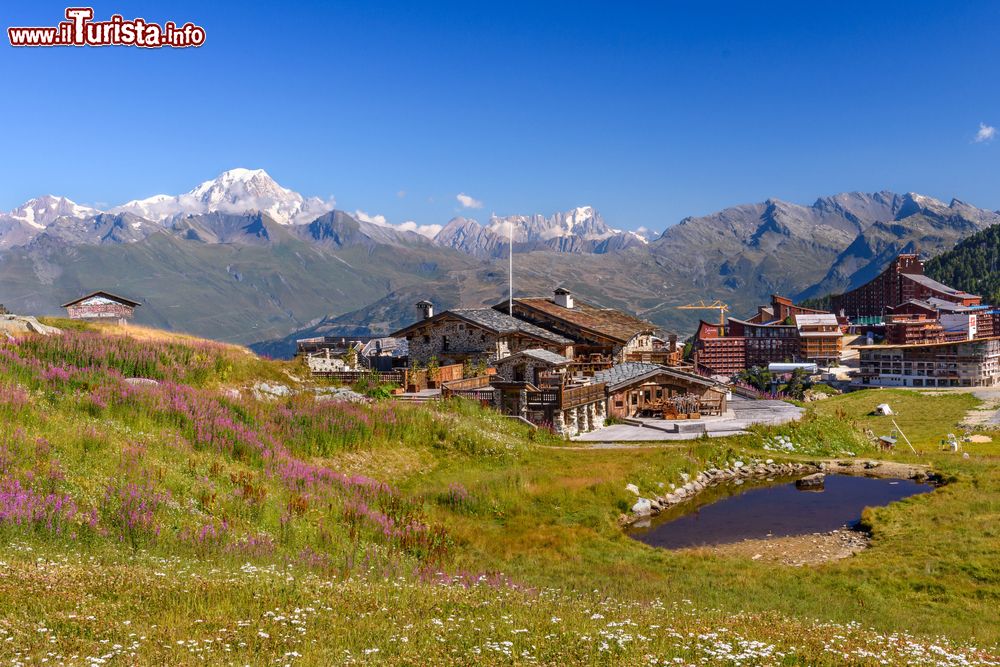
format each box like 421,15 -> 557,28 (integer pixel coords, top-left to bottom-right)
572,397 -> 804,443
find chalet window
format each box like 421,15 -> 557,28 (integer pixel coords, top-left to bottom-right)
423,335 -> 430,343
442,336 -> 449,351
615,400 -> 624,408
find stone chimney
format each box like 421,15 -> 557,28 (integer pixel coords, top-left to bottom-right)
553,287 -> 573,309
416,300 -> 434,320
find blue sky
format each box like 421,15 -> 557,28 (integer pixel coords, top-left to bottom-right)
2,1 -> 999,234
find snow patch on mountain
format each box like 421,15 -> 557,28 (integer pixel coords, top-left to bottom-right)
4,196 -> 100,229
112,168 -> 335,225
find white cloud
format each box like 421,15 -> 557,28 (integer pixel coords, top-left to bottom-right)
456,192 -> 483,209
354,210 -> 441,238
353,209 -> 388,226
398,220 -> 443,238
974,122 -> 996,143
633,226 -> 656,241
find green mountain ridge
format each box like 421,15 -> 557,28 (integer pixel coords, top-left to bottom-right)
925,223 -> 1000,307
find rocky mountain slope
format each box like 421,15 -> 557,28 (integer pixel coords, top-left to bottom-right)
433,206 -> 647,257
3,169 -> 997,348
798,193 -> 1000,300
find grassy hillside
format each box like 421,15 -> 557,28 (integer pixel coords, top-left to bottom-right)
0,325 -> 998,664
926,223 -> 1000,306
0,228 -> 475,345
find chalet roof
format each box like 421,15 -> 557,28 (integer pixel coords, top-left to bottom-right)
61,290 -> 142,308
891,298 -> 938,312
794,313 -> 839,327
501,297 -> 655,344
925,297 -> 977,313
728,317 -> 796,329
496,348 -> 572,366
904,273 -> 978,299
593,362 -> 719,392
390,308 -> 573,345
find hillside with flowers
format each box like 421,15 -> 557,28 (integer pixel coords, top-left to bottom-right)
0,323 -> 998,665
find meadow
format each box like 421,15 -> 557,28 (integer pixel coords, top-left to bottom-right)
0,323 -> 997,665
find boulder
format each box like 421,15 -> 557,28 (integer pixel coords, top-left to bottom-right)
0,314 -> 62,337
796,473 -> 826,490
124,377 -> 159,386
631,498 -> 653,516
625,483 -> 640,496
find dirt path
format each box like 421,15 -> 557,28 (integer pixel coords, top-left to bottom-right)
685,528 -> 869,566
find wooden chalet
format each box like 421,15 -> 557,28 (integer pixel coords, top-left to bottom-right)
61,291 -> 141,325
495,288 -> 676,364
593,362 -> 728,419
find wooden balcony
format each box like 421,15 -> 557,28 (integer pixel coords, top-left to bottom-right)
526,382 -> 606,410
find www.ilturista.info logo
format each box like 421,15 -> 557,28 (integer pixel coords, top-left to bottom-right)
8,7 -> 205,48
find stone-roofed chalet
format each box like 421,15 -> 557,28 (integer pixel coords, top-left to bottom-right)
391,302 -> 574,366
496,288 -> 664,363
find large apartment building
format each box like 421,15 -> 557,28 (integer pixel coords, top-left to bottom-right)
832,254 -> 981,320
858,337 -> 1000,388
693,296 -> 843,375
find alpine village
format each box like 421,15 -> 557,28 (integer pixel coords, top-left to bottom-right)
4,179 -> 1000,664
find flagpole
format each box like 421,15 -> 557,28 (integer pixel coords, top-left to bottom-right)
508,220 -> 513,315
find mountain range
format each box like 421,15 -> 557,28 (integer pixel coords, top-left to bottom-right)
1,168 -> 998,355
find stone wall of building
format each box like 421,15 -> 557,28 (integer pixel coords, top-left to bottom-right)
551,399 -> 606,437
407,320 -> 502,365
619,334 -> 654,361
494,357 -> 562,383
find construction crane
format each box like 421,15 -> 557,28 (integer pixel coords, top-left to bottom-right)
677,300 -> 731,326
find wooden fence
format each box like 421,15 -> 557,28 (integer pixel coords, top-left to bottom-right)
312,369 -> 405,385
312,363 -> 464,392
525,382 -> 606,410
440,374 -> 492,399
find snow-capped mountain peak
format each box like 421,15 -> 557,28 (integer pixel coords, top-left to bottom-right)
112,168 -> 335,225
5,195 -> 99,229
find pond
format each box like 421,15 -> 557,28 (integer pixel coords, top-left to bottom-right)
628,474 -> 933,550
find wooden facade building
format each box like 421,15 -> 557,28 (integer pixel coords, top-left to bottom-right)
62,291 -> 141,325
496,289 -> 677,364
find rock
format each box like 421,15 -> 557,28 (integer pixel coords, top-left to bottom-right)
625,483 -> 640,496
124,377 -> 159,386
631,498 -> 653,516
733,461 -> 744,469
315,387 -> 369,404
796,473 -> 826,489
253,382 -> 292,399
0,314 -> 62,337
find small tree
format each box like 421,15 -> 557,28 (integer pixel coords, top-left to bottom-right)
737,367 -> 772,392
344,345 -> 358,370
784,367 -> 813,400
